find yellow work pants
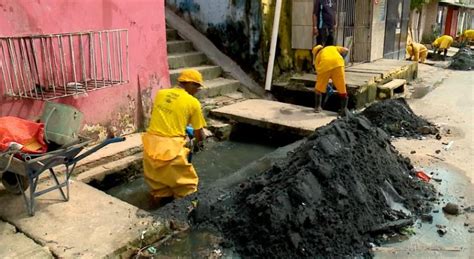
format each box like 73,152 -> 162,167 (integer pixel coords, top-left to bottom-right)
315,67 -> 347,95
142,133 -> 198,199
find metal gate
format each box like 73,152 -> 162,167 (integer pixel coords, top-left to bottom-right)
335,0 -> 355,48
383,0 -> 410,59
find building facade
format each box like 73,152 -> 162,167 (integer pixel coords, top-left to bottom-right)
0,0 -> 169,137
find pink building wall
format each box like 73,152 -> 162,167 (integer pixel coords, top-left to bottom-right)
0,0 -> 169,134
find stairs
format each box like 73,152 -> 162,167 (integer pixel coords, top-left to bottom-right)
166,26 -> 255,139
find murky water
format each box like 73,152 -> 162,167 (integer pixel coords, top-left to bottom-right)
374,164 -> 473,258
105,140 -> 276,210
153,163 -> 473,258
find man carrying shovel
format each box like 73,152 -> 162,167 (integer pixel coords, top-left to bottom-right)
142,69 -> 206,205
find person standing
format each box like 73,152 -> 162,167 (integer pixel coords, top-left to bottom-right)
142,69 -> 207,204
313,0 -> 337,46
312,45 -> 349,116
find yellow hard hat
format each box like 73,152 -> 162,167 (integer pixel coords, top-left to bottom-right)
177,69 -> 204,87
312,45 -> 323,56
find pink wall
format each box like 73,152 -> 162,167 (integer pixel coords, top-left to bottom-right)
0,0 -> 169,129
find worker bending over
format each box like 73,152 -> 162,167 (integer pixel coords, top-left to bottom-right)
142,69 -> 206,204
312,45 -> 349,116
406,42 -> 428,63
459,29 -> 474,44
432,35 -> 453,59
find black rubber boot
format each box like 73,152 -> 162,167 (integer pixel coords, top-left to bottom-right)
339,96 -> 348,116
314,93 -> 322,113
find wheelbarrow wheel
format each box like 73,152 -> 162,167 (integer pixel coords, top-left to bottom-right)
1,171 -> 29,194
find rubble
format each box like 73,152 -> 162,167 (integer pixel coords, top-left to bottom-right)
191,111 -> 436,258
361,98 -> 438,138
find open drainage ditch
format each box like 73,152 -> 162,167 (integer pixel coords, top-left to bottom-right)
88,99 -> 472,258
88,123 -> 302,212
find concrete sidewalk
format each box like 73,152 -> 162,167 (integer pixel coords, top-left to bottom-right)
0,221 -> 53,258
0,179 -> 166,258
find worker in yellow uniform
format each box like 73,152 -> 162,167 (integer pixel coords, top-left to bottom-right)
406,42 -> 428,63
312,45 -> 349,115
459,29 -> 474,44
142,69 -> 207,204
432,35 -> 453,59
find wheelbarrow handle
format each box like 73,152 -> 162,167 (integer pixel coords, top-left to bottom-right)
71,137 -> 126,163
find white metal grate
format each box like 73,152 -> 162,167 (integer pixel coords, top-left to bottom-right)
0,29 -> 129,100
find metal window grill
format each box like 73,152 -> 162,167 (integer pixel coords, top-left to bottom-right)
0,29 -> 129,100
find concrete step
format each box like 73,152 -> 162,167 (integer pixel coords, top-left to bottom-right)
76,153 -> 143,183
0,180 -> 165,258
196,77 -> 241,99
167,40 -> 194,54
169,65 -> 223,85
211,99 -> 337,136
377,79 -> 406,99
166,28 -> 180,40
168,51 -> 208,69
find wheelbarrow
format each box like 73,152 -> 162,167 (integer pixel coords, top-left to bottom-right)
0,136 -> 125,216
0,101 -> 126,216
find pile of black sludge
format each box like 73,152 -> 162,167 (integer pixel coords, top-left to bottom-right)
191,107 -> 436,258
362,98 -> 438,138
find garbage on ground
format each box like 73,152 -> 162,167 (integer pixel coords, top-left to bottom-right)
436,225 -> 448,236
416,170 -> 431,182
443,141 -> 454,151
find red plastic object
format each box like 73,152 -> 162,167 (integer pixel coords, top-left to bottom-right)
0,116 -> 47,154
416,170 -> 431,182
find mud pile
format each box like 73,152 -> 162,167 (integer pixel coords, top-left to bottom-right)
449,47 -> 474,70
192,113 -> 435,258
362,98 -> 437,138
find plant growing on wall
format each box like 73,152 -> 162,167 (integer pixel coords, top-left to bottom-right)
410,0 -> 431,10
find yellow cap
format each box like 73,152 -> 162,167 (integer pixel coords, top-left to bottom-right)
312,45 -> 323,56
177,69 -> 204,87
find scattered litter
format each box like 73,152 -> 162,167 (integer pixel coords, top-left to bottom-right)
146,246 -> 157,254
443,203 -> 460,215
416,170 -> 431,182
426,154 -> 445,161
140,230 -> 147,240
436,225 -> 448,236
443,141 -> 454,151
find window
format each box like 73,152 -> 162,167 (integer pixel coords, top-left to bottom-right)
0,29 -> 129,100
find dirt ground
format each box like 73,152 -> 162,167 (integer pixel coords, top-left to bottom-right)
393,68 -> 473,183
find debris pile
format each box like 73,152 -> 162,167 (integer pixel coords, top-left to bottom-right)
449,47 -> 474,70
192,111 -> 435,258
362,98 -> 437,138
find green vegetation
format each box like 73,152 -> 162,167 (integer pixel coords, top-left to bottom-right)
410,0 -> 431,10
